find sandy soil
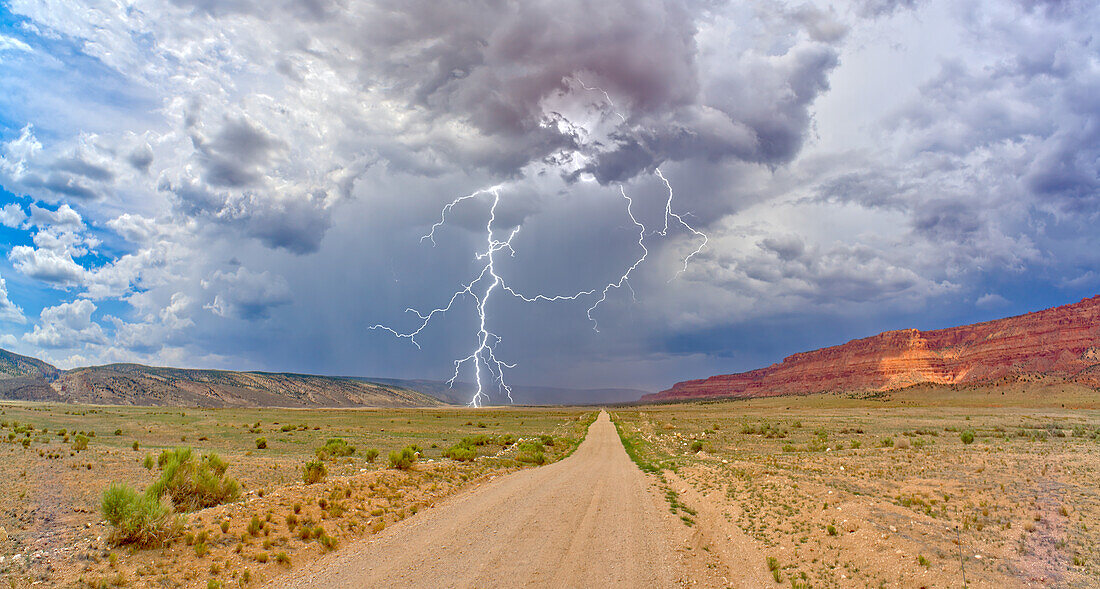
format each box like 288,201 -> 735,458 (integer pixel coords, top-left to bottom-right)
274,411 -> 714,588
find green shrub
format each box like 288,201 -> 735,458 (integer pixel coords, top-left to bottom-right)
101,482 -> 181,547
539,434 -> 555,447
303,459 -> 327,484
132,440 -> 140,452
147,448 -> 240,511
72,434 -> 89,452
961,430 -> 975,444
142,454 -> 154,470
388,446 -> 418,469
255,437 -> 267,450
827,524 -> 837,536
517,450 -> 546,464
247,515 -> 262,536
880,437 -> 894,448
690,440 -> 704,452
114,428 -> 123,436
444,444 -> 477,461
316,438 -> 356,460
364,448 -> 379,463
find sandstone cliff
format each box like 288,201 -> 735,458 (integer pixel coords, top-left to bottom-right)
646,295 -> 1100,402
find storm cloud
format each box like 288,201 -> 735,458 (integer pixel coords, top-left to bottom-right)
0,0 -> 1096,395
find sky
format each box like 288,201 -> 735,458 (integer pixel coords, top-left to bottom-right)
0,0 -> 1097,399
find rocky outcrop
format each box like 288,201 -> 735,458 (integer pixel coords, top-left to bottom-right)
646,295 -> 1100,402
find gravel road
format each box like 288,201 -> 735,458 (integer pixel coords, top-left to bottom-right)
274,410 -> 694,588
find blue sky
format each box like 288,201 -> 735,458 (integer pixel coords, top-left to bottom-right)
0,0 -> 1097,398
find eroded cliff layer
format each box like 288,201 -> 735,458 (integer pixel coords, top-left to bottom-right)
647,295 -> 1100,402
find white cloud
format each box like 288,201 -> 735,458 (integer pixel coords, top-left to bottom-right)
23,299 -> 106,348
0,203 -> 27,227
8,245 -> 87,286
0,33 -> 32,55
0,274 -> 26,324
976,293 -> 1009,308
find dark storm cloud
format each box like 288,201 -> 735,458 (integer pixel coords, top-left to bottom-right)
193,116 -> 287,188
854,0 -> 920,17
160,176 -> 332,254
127,145 -> 154,172
322,0 -> 844,185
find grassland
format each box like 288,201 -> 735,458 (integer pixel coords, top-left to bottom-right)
611,382 -> 1100,588
0,402 -> 595,588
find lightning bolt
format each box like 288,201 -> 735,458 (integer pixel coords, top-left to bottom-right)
372,78 -> 708,407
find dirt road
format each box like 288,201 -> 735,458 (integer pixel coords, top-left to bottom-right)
275,410 -> 709,588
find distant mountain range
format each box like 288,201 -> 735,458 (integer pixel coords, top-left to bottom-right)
359,377 -> 649,406
0,348 -> 650,407
0,349 -> 441,408
646,295 -> 1100,402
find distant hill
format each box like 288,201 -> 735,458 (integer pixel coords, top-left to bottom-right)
0,348 -> 63,401
646,295 -> 1100,403
0,350 -> 442,408
360,377 -> 648,406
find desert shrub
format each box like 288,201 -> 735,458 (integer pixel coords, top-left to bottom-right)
895,437 -> 911,449
275,551 -> 291,565
316,438 -> 356,460
132,440 -> 140,452
364,448 -> 379,463
319,533 -> 337,551
114,428 -> 123,436
517,450 -> 546,464
147,448 -> 240,511
461,434 -> 491,446
515,441 -> 546,464
72,434 -> 89,452
255,437 -> 267,450
827,524 -> 837,536
142,454 -> 154,470
444,443 -> 477,461
247,515 -> 262,536
220,520 -> 230,534
880,437 -> 894,448
101,482 -> 181,547
917,555 -> 929,567
388,446 -> 418,469
961,430 -> 975,444
690,440 -> 704,452
303,459 -> 327,484
539,435 -> 555,447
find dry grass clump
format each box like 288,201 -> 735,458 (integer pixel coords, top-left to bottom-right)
303,459 -> 327,484
388,446 -> 420,469
316,438 -> 356,460
149,447 -> 241,511
100,482 -> 182,547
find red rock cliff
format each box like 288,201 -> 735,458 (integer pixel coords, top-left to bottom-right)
645,295 -> 1100,402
